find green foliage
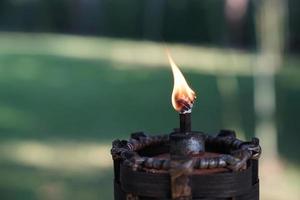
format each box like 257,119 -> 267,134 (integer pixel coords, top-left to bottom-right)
0,0 -> 258,47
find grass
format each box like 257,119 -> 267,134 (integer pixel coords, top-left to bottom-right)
0,32 -> 299,200
0,54 -> 228,140
0,162 -> 113,200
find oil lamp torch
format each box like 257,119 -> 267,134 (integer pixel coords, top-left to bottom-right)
111,51 -> 262,200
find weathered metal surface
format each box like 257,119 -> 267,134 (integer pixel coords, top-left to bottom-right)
111,131 -> 261,172
170,132 -> 205,156
170,159 -> 193,200
119,159 -> 256,199
111,130 -> 261,200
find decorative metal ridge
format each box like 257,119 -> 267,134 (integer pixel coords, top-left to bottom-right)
111,130 -> 261,172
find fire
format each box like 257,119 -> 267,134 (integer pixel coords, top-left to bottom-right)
167,50 -> 196,113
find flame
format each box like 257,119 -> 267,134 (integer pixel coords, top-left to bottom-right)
167,50 -> 196,113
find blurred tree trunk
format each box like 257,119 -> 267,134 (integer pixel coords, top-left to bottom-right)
143,0 -> 166,40
254,0 -> 286,160
217,0 -> 250,138
224,0 -> 249,48
70,0 -> 105,34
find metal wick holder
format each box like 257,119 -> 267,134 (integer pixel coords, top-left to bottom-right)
169,131 -> 205,199
170,132 -> 205,157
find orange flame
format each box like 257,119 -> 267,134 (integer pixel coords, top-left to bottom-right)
167,50 -> 196,113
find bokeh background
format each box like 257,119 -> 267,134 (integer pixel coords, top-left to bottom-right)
0,0 -> 299,199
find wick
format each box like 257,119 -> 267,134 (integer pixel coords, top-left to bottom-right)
176,99 -> 193,114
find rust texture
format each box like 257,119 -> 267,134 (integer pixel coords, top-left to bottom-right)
169,130 -> 203,199
111,130 -> 261,200
111,130 -> 261,172
170,159 -> 193,200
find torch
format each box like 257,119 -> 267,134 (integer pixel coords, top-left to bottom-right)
111,50 -> 261,200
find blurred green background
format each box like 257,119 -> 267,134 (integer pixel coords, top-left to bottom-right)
0,0 -> 299,200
